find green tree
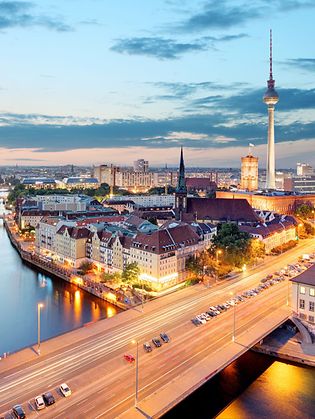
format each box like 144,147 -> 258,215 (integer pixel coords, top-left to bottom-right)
121,262 -> 140,284
295,204 -> 314,219
78,261 -> 95,274
211,223 -> 251,268
100,271 -> 121,284
248,239 -> 265,263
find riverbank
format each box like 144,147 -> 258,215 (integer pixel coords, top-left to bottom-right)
3,217 -> 128,310
252,322 -> 315,367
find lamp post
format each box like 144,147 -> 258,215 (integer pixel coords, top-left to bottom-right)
132,339 -> 139,406
37,303 -> 44,355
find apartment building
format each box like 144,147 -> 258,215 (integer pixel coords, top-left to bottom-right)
291,265 -> 315,333
54,226 -> 90,267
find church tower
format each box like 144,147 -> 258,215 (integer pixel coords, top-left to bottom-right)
175,147 -> 187,220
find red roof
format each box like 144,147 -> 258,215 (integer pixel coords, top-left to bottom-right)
131,224 -> 200,254
186,198 -> 259,223
186,178 -> 216,190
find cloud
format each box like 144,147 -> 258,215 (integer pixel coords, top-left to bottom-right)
176,0 -> 315,32
178,1 -> 261,31
0,1 -> 71,32
110,36 -> 209,59
284,58 -> 315,73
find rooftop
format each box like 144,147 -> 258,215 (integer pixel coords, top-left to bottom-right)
290,264 -> 315,287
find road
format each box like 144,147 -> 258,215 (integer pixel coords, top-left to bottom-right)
0,239 -> 314,419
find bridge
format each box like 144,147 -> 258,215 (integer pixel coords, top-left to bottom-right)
0,241 -> 313,419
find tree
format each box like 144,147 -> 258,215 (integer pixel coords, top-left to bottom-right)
295,204 -> 314,219
100,271 -> 121,284
121,262 -> 140,284
248,239 -> 265,263
78,261 -> 95,274
211,223 -> 251,268
186,251 -> 217,280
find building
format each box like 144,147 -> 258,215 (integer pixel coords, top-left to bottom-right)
21,178 -> 58,189
35,216 -> 75,256
115,171 -> 154,192
240,152 -> 258,191
291,264 -> 315,333
63,177 -> 100,189
216,190 -> 315,215
104,194 -> 175,208
134,159 -> 149,173
93,165 -> 117,186
292,176 -> 315,194
297,163 -> 313,176
174,148 -> 259,225
152,171 -> 178,188
185,178 -> 217,196
54,225 -> 90,267
263,30 -> 279,190
239,215 -> 297,254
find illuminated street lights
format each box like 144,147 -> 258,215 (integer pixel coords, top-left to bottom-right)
216,249 -> 222,264
131,339 -> 139,406
37,303 -> 44,355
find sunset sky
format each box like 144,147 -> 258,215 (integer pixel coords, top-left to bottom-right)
0,0 -> 314,167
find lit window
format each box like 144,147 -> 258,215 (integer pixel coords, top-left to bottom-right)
310,288 -> 315,297
300,286 -> 306,295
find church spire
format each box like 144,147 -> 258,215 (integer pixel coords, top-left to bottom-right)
176,146 -> 187,193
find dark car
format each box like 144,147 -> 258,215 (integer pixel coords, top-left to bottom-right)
42,392 -> 55,406
143,342 -> 152,352
152,338 -> 162,347
191,318 -> 201,326
12,405 -> 26,419
160,333 -> 170,343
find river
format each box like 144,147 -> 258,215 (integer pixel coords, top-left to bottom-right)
0,200 -> 120,356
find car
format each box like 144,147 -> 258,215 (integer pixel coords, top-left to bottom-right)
143,342 -> 152,352
196,316 -> 206,324
42,392 -> 55,406
124,353 -> 135,363
191,317 -> 201,326
34,395 -> 45,410
160,332 -> 170,343
59,383 -> 71,397
12,405 -> 26,419
152,338 -> 162,347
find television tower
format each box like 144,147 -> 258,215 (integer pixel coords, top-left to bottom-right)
263,29 -> 279,190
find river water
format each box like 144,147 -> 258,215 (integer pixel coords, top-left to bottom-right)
0,200 -> 119,356
0,197 -> 314,418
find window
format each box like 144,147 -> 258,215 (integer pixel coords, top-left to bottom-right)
299,299 -> 305,309
310,288 -> 315,297
300,286 -> 306,295
309,301 -> 315,312
309,315 -> 314,324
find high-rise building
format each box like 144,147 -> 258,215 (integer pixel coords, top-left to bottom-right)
263,30 -> 279,190
240,149 -> 258,191
133,159 -> 149,172
297,163 -> 313,176
93,164 -> 117,186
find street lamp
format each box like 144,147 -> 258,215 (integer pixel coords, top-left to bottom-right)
229,291 -> 236,342
37,303 -> 44,355
131,339 -> 139,406
216,249 -> 222,264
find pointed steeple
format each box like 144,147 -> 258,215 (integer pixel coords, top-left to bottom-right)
176,146 -> 187,193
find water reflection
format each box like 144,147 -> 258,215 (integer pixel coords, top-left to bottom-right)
0,208 -> 121,356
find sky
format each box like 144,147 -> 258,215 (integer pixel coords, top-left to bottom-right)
0,0 -> 315,168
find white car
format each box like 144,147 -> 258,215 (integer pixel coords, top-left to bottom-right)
35,395 -> 45,410
59,383 -> 71,397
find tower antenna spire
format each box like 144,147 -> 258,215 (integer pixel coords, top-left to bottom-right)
269,29 -> 273,80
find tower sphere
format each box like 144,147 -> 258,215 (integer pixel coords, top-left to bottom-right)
263,86 -> 279,105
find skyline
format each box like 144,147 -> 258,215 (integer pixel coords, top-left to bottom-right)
0,0 -> 315,167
